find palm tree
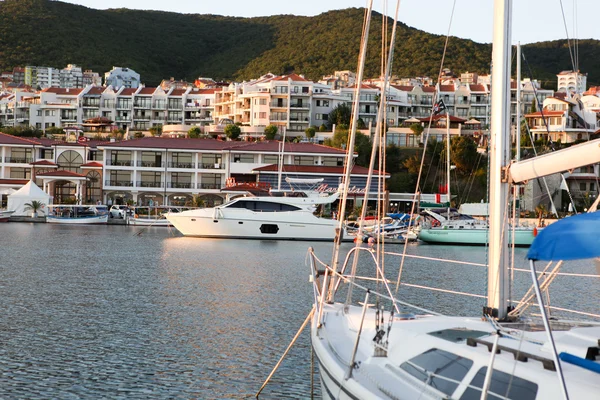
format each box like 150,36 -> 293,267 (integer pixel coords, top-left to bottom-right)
24,200 -> 46,217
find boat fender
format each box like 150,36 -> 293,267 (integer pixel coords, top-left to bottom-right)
533,227 -> 538,237
134,214 -> 139,218
559,352 -> 600,374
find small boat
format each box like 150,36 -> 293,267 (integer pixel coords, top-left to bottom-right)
128,206 -> 179,226
46,205 -> 109,224
0,210 -> 14,222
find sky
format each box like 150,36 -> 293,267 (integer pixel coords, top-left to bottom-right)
62,0 -> 600,45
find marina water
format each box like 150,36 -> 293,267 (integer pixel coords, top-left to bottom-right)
1,223 -> 597,398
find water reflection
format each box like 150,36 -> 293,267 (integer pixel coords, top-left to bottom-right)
0,224 -> 597,398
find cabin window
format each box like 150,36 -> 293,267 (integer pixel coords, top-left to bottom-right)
226,200 -> 300,212
399,348 -> 473,397
459,367 -> 538,400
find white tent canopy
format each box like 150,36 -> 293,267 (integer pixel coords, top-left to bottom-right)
7,180 -> 51,216
0,188 -> 16,196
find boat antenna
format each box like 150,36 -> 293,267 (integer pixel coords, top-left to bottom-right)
327,0 -> 374,303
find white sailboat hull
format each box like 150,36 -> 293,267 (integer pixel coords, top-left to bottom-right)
167,208 -> 342,241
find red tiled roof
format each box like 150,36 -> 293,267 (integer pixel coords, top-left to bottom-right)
119,88 -> 137,96
0,132 -> 41,145
0,178 -> 28,185
80,161 -> 103,168
137,87 -> 156,95
439,85 -> 455,92
98,137 -> 246,150
418,115 -> 467,123
392,85 -> 414,92
469,84 -> 486,92
36,170 -> 87,178
30,160 -> 57,166
41,88 -> 83,95
510,82 -> 518,89
253,164 -> 385,176
273,73 -> 308,82
230,141 -> 348,155
555,92 -> 567,100
422,86 -> 436,93
524,111 -> 565,117
85,87 -> 105,95
170,89 -> 186,96
348,84 -> 378,90
97,137 -> 348,155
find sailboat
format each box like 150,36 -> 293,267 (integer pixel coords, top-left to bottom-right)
309,1 -> 600,398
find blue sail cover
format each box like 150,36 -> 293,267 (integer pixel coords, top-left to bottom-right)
527,211 -> 600,261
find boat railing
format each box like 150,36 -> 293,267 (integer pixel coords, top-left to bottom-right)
307,246 -> 600,323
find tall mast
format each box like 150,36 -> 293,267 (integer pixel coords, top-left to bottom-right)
516,42 -> 521,162
327,0 -> 373,302
446,112 -> 451,215
486,0 -> 512,320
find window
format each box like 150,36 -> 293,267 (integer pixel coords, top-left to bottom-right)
200,173 -> 221,189
459,367 -> 538,400
140,171 -> 162,187
201,153 -> 222,168
227,200 -> 300,212
233,153 -> 254,163
590,182 -> 596,192
259,112 -> 267,119
110,150 -> 132,166
400,348 -> 473,397
259,98 -> 267,105
263,155 -> 279,164
40,149 -> 54,160
57,150 -> 83,173
9,167 -> 30,179
140,151 -> 162,167
294,156 -> 315,165
37,110 -> 42,116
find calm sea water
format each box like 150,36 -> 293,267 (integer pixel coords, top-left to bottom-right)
0,223 -> 598,399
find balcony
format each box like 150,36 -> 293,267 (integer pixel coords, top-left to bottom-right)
167,182 -> 193,189
133,114 -> 151,121
134,102 -> 151,109
198,183 -> 222,189
105,180 -> 133,187
152,102 -> 167,110
137,181 -> 164,188
137,160 -> 165,168
115,115 -> 132,122
200,163 -> 224,169
289,103 -> 309,109
270,102 -> 288,108
4,157 -> 33,163
106,159 -> 133,166
168,161 -> 195,169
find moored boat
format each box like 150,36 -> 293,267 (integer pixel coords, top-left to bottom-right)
46,205 -> 109,224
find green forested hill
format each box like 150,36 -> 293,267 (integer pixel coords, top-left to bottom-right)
1,0 -> 599,86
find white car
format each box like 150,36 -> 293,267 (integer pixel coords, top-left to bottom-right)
109,205 -> 131,218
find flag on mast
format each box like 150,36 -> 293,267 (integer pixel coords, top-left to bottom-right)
433,99 -> 447,115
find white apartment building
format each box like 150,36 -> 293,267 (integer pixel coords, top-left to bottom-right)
0,85 -> 216,134
104,67 -> 141,89
557,70 -> 587,94
213,73 -> 347,136
25,66 -> 60,89
524,95 -> 597,144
